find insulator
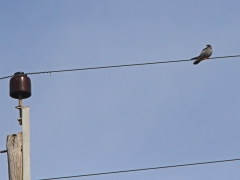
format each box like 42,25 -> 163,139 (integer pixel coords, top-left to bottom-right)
10,72 -> 31,99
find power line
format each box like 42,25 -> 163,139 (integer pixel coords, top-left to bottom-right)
1,54 -> 240,80
0,150 -> 7,153
38,158 -> 240,180
0,75 -> 14,80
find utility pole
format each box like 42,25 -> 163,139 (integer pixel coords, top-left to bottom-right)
5,72 -> 32,180
21,106 -> 31,180
6,132 -> 23,180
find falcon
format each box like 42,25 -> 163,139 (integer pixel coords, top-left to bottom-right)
191,44 -> 213,65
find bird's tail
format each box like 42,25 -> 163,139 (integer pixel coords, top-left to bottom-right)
193,60 -> 201,65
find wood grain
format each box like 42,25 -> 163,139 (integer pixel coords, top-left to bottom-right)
6,132 -> 22,180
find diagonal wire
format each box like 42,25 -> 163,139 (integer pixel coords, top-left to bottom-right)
0,75 -> 13,80
38,158 -> 240,180
1,54 -> 240,80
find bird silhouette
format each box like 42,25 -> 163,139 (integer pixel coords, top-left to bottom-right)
191,45 -> 213,65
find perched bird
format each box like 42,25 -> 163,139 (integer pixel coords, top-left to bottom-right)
191,44 -> 213,65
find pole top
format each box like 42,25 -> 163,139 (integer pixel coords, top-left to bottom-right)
14,72 -> 25,75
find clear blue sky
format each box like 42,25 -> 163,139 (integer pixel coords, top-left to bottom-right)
1,1 -> 240,179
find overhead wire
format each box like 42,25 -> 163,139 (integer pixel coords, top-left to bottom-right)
0,55 -> 239,179
38,158 -> 240,180
0,54 -> 240,80
1,54 -> 240,178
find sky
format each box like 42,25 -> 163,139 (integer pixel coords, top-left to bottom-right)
1,1 -> 240,179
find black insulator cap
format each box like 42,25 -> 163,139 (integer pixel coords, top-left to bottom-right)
10,72 -> 31,99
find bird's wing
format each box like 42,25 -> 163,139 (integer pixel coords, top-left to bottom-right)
191,47 -> 208,60
191,56 -> 200,60
199,47 -> 212,58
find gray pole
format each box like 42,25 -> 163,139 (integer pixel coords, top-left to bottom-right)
22,106 -> 31,180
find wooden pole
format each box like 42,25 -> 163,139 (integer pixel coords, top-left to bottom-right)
6,132 -> 23,180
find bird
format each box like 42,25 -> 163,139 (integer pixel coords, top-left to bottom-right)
191,44 -> 213,65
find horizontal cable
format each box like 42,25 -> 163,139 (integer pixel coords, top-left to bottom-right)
1,54 -> 240,80
0,150 -> 7,153
38,158 -> 240,180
